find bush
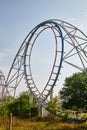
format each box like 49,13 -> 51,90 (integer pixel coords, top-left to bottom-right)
0,103 -> 9,115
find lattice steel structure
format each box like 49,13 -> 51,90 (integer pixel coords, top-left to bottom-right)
0,70 -> 5,101
5,19 -> 87,109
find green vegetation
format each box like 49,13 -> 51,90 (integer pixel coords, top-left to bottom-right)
0,91 -> 38,118
1,71 -> 87,117
0,71 -> 87,129
59,71 -> 87,110
0,116 -> 87,130
47,96 -> 59,114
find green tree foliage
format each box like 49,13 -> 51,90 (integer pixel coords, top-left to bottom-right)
59,72 -> 87,110
8,91 -> 38,117
0,91 -> 38,118
47,96 -> 60,114
0,103 -> 9,115
7,91 -> 30,117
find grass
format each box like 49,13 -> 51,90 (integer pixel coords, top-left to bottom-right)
0,116 -> 87,130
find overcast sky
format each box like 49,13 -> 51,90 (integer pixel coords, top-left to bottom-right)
0,0 -> 87,95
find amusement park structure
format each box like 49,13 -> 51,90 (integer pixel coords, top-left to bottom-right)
0,70 -> 5,101
1,19 -> 87,115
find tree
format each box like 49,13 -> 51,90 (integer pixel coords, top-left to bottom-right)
59,72 -> 87,110
47,96 -> 60,114
8,91 -> 38,117
8,91 -> 30,117
0,103 -> 9,115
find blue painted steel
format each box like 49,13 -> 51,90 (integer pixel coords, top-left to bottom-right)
42,20 -> 64,100
24,20 -> 64,102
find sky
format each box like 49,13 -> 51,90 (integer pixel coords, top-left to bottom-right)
0,0 -> 87,96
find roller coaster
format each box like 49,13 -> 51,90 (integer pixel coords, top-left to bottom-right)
1,19 -> 87,115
